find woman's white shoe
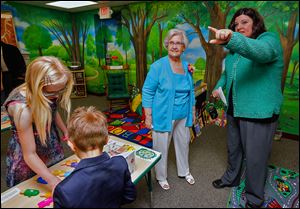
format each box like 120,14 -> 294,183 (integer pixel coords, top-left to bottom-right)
185,174 -> 195,185
158,180 -> 170,190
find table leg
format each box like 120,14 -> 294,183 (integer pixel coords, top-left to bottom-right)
145,170 -> 153,208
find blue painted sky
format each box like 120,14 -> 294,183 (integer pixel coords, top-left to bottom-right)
177,23 -> 208,64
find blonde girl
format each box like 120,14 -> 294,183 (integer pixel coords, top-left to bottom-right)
3,56 -> 74,191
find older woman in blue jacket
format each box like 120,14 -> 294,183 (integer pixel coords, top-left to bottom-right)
142,29 -> 196,190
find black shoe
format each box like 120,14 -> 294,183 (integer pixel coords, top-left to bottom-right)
245,201 -> 262,208
212,179 -> 238,189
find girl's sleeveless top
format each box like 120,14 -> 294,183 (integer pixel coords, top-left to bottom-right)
3,90 -> 64,187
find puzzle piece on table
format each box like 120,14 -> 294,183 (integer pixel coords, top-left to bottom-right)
40,192 -> 52,198
37,197 -> 53,208
20,189 -> 40,197
52,170 -> 65,177
61,159 -> 79,167
36,177 -> 48,184
70,162 -> 78,168
64,171 -> 72,177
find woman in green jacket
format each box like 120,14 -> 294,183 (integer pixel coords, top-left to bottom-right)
209,8 -> 283,208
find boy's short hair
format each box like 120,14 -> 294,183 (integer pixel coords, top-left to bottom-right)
68,106 -> 108,152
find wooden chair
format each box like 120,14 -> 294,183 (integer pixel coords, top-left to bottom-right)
106,72 -> 131,112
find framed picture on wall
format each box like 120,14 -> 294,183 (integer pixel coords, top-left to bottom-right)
1,11 -> 18,46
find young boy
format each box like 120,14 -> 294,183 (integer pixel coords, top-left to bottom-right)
53,106 -> 136,208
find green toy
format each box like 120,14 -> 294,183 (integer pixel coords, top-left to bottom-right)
21,189 -> 40,197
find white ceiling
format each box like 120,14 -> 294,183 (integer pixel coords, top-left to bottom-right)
8,1 -> 141,13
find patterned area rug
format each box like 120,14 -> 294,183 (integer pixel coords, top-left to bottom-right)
227,165 -> 299,208
103,108 -> 152,148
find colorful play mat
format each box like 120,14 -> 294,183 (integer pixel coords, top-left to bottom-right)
104,108 -> 152,148
227,165 -> 299,208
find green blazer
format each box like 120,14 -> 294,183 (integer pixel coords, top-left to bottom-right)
214,32 -> 284,119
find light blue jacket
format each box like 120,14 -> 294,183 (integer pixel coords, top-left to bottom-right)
142,56 -> 195,132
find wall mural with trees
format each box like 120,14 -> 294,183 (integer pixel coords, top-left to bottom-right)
1,1 -> 298,136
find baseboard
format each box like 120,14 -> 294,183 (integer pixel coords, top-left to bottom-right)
282,132 -> 299,141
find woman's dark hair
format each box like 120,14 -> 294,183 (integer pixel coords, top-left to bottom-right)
228,8 -> 266,39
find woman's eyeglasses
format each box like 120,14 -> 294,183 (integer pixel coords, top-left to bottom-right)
168,41 -> 183,47
43,88 -> 67,97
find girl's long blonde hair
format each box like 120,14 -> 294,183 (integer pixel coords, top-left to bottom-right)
18,56 -> 74,145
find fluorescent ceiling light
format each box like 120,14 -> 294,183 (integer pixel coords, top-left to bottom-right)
46,1 -> 97,9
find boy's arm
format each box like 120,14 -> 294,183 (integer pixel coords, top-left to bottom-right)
121,167 -> 137,204
53,184 -> 69,208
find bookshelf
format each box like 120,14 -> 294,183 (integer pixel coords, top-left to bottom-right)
70,69 -> 87,98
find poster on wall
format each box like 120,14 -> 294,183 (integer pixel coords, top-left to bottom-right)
1,11 -> 17,46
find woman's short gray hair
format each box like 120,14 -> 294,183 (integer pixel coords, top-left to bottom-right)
163,29 -> 189,49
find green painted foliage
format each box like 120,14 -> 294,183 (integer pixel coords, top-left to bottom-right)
57,47 -> 69,61
291,42 -> 299,62
110,50 -> 124,66
85,57 -> 98,68
86,34 -> 96,57
44,45 -> 60,56
95,24 -> 113,59
195,57 -> 206,71
22,25 -> 52,53
43,45 -> 69,61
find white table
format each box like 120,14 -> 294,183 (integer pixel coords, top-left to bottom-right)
1,135 -> 161,208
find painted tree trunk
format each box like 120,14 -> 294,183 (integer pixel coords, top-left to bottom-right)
71,16 -> 80,64
38,47 -> 43,56
204,3 -> 228,95
205,46 -> 224,93
281,42 -> 293,91
151,50 -> 155,63
289,62 -> 299,86
159,23 -> 163,58
278,11 -> 298,92
134,37 -> 148,89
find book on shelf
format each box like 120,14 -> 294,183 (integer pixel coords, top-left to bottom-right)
75,78 -> 84,84
75,72 -> 83,78
77,85 -> 85,91
71,85 -> 86,97
74,72 -> 84,84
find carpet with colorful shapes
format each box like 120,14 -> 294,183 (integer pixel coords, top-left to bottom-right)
227,165 -> 299,208
103,108 -> 152,148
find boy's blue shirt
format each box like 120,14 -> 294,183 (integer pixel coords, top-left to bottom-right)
53,152 -> 136,208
